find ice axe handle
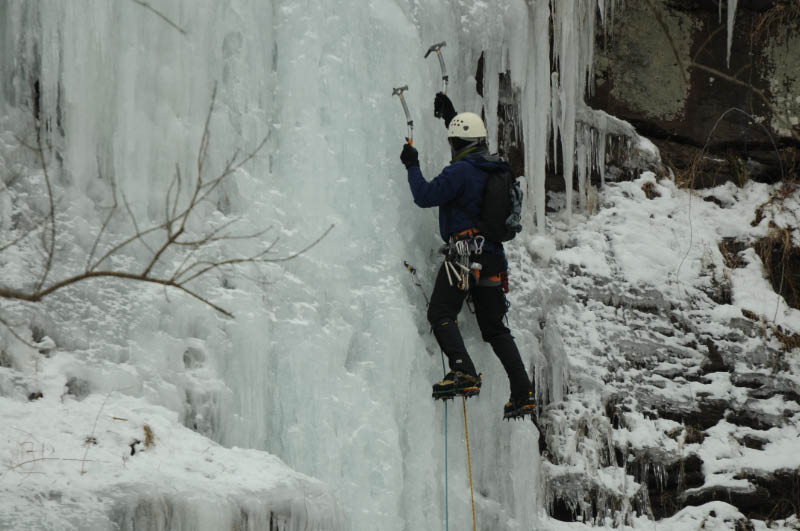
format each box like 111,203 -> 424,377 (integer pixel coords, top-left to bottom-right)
436,52 -> 449,94
393,86 -> 414,144
424,42 -> 448,94
398,95 -> 412,124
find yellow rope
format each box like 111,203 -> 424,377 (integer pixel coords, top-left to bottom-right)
462,396 -> 477,531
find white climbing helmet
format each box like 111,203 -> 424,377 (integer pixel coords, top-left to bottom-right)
447,112 -> 487,139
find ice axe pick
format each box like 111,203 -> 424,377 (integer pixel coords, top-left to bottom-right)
392,85 -> 414,146
424,41 -> 448,94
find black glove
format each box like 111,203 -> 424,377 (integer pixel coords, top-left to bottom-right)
400,142 -> 419,169
434,92 -> 457,128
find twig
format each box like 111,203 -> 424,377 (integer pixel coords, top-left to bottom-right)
2,141 -> 48,261
172,221 -> 270,247
0,313 -> 37,349
175,225 -> 333,284
174,244 -> 278,285
645,0 -> 800,144
81,390 -> 113,475
121,190 -> 156,257
675,107 -> 785,282
267,224 -> 335,263
31,129 -> 56,293
88,220 -> 165,272
86,174 -> 119,271
1,91 -> 306,319
164,164 -> 181,235
642,0 -> 688,86
130,0 -> 187,35
1,457 -> 110,481
0,224 -> 42,254
196,85 -> 216,189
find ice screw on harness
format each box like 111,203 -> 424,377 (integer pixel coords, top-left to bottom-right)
392,85 -> 414,146
441,233 -> 484,291
424,41 -> 449,95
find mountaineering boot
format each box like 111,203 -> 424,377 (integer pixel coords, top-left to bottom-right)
503,391 -> 536,420
432,371 -> 482,400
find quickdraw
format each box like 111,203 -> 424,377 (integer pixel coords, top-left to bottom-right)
442,232 -> 485,291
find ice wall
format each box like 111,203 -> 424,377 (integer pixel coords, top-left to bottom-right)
0,0 -> 616,529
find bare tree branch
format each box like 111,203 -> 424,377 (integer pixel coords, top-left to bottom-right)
33,129 -> 56,293
0,225 -> 41,254
642,0 -> 689,86
268,224 -> 335,263
89,220 -> 165,272
692,24 -> 726,64
196,85 -> 216,190
174,242 -> 280,285
86,174 -> 118,271
0,270 -> 235,317
1,90 -> 324,319
0,314 -> 37,349
121,190 -> 156,256
81,390 -> 113,475
130,0 -> 187,35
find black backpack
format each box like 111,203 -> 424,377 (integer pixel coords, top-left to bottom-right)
475,167 -> 523,243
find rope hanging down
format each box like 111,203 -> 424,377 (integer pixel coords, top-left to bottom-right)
441,351 -> 449,531
403,261 -> 476,530
462,396 -> 477,531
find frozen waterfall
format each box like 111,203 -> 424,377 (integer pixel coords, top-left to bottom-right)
1,1 -> 621,529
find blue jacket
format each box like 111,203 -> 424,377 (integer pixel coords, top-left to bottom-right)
407,148 -> 510,250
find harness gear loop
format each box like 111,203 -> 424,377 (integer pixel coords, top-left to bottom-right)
442,228 -> 490,291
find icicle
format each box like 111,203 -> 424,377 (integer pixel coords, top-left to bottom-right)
576,130 -> 588,212
551,71 -> 560,173
530,0 -> 551,233
597,130 -> 607,188
726,0 -> 738,68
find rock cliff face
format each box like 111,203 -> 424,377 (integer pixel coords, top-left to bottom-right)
590,0 -> 800,187
489,2 -> 800,527
519,175 -> 800,529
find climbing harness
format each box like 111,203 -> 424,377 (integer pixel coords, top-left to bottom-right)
424,41 -> 449,94
392,85 -> 414,145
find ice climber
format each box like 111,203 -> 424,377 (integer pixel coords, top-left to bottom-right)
399,92 -> 536,420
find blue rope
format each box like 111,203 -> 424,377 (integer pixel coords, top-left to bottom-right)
441,351 -> 448,531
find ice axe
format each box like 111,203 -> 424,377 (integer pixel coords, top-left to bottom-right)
424,41 -> 448,94
392,85 -> 414,146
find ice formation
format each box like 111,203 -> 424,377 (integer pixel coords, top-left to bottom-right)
0,0 -> 674,529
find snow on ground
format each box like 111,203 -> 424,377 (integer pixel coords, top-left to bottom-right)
507,173 -> 800,529
1,1 -> 798,527
0,360 -> 346,530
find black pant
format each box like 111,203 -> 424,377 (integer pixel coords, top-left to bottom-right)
427,253 -> 531,400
